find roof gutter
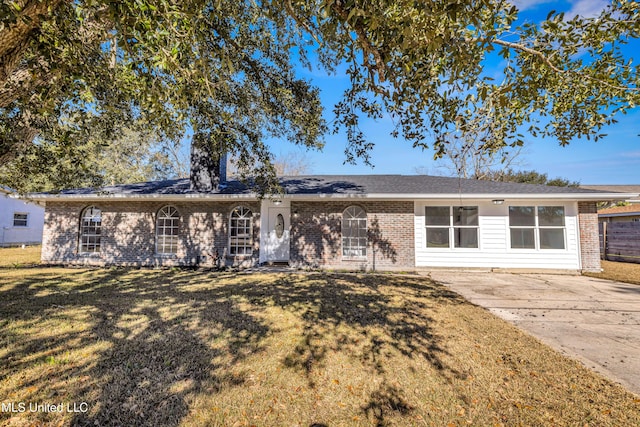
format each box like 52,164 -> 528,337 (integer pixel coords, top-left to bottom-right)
598,211 -> 640,218
287,192 -> 638,201
25,192 -> 638,203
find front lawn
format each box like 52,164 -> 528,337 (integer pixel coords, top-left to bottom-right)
1,267 -> 638,426
0,245 -> 41,267
584,260 -> 640,286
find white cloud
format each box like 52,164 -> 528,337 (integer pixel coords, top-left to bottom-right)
567,0 -> 609,18
510,0 -> 556,12
510,0 -> 608,18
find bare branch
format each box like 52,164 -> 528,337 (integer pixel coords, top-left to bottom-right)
492,39 -> 564,73
492,38 -> 639,93
329,0 -> 388,82
284,0 -> 322,45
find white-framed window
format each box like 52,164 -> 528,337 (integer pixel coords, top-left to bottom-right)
509,206 -> 565,250
79,206 -> 102,253
425,206 -> 479,249
342,206 -> 367,258
156,206 -> 180,255
229,206 -> 253,255
13,213 -> 28,227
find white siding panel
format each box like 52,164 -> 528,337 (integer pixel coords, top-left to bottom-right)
414,200 -> 581,270
479,215 -> 507,250
0,193 -> 45,245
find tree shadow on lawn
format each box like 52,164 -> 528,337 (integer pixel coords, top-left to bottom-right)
1,269 -> 267,426
0,269 -> 464,426
260,273 -> 463,374
225,272 -> 467,425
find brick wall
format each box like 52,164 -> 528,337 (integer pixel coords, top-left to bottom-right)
44,199 -> 593,272
42,201 -> 260,267
578,201 -> 601,272
290,201 -> 415,270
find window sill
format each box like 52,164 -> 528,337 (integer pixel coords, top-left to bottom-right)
425,247 -> 480,250
509,248 -> 567,252
77,252 -> 101,257
226,254 -> 254,259
342,257 -> 367,262
155,254 -> 178,258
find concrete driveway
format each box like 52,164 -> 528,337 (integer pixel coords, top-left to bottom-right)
429,271 -> 640,395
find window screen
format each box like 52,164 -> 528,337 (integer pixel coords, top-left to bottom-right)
342,206 -> 367,257
79,206 -> 102,253
13,213 -> 28,227
229,206 -> 253,255
156,206 -> 180,254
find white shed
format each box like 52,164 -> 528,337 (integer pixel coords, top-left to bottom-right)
0,187 -> 45,246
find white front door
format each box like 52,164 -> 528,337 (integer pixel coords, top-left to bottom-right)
264,206 -> 290,262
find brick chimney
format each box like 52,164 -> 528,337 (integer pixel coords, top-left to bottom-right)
189,136 -> 227,192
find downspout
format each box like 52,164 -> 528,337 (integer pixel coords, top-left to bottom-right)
575,202 -> 583,272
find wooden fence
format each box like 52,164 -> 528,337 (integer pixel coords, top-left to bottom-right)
599,222 -> 640,263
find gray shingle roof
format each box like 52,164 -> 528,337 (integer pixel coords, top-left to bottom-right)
0,185 -> 15,194
580,185 -> 640,193
580,185 -> 640,202
278,175 -> 601,195
42,174 -> 609,197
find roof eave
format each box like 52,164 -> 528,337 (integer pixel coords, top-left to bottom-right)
598,211 -> 640,217
290,192 -> 636,201
26,193 -> 257,202
26,192 -> 637,202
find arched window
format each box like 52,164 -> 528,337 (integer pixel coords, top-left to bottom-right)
156,206 -> 180,254
342,206 -> 367,258
79,206 -> 102,253
229,206 -> 253,255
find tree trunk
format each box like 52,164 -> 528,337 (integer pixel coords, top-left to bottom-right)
0,0 -> 64,106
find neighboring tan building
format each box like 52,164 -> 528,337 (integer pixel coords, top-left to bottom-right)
580,185 -> 640,223
598,204 -> 640,223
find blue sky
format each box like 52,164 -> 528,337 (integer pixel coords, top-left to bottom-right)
264,0 -> 639,184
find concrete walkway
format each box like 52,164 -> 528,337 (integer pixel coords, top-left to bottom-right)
429,271 -> 640,395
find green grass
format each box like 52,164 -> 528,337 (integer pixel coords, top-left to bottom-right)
0,245 -> 41,267
584,260 -> 640,286
1,263 -> 638,426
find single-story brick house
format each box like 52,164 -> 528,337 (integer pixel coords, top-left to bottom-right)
29,151 -> 636,272
30,145 -> 637,271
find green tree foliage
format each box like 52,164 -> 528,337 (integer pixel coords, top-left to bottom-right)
312,0 -> 640,161
483,168 -> 580,187
90,129 -> 181,187
1,0 -> 326,192
1,0 -> 639,192
0,125 -> 183,192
